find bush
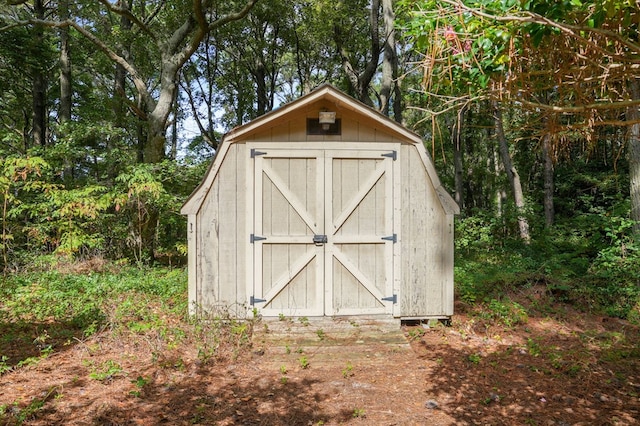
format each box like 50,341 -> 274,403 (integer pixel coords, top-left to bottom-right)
455,207 -> 640,320
0,261 -> 188,337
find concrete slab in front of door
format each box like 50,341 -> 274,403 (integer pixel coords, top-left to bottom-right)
251,315 -> 410,368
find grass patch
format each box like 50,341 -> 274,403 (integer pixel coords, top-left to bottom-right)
0,258 -> 255,375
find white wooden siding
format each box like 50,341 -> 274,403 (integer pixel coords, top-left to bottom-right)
400,144 -> 454,317
194,144 -> 247,316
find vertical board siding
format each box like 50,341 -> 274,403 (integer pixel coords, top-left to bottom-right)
187,215 -> 197,315
400,144 -> 451,317
195,144 -> 246,316
443,215 -> 455,315
197,170 -> 220,312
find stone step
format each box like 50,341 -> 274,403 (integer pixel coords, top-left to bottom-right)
251,315 -> 410,368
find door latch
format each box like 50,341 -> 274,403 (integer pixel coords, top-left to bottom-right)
313,234 -> 328,245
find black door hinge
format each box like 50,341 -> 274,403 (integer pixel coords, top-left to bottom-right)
251,149 -> 267,158
382,234 -> 397,243
250,234 -> 267,243
381,151 -> 397,161
381,294 -> 397,304
250,296 -> 266,305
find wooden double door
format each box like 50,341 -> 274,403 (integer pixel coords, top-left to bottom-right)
249,143 -> 399,317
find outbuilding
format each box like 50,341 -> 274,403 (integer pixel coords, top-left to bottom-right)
181,85 -> 459,320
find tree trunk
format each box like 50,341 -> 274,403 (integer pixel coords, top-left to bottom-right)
113,0 -> 132,127
169,77 -> 180,161
58,0 -> 73,182
453,106 -> 466,210
628,79 -> 640,234
542,133 -> 555,228
143,63 -> 179,163
32,0 -> 47,147
493,101 -> 530,242
493,140 -> 507,217
380,0 -> 398,119
255,62 -> 268,116
58,0 -> 71,124
335,0 -> 380,106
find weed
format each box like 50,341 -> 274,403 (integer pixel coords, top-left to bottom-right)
279,365 -> 288,384
352,408 -> 366,418
129,376 -> 149,397
482,392 -> 501,405
316,329 -> 325,340
299,355 -> 309,369
132,375 -> 149,388
477,299 -> 528,327
17,354 -> 46,369
342,361 -> 354,378
566,364 -> 582,377
549,352 -> 563,369
527,338 -> 542,357
407,327 -> 425,341
88,359 -> 123,381
13,386 -> 59,424
278,313 -> 286,321
16,398 -> 45,424
285,345 -> 291,354
159,357 -> 185,371
299,316 -> 309,326
468,353 -> 482,364
0,355 -> 11,375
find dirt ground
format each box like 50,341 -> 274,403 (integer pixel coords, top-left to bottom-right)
1,296 -> 639,425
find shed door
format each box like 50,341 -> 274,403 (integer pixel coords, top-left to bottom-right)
250,146 -> 398,317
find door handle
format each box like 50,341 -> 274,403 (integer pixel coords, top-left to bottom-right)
313,234 -> 328,245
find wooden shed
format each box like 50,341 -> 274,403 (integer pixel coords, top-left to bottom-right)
181,85 -> 459,320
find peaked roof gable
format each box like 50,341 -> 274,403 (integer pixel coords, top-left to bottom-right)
181,84 -> 459,215
223,84 -> 422,144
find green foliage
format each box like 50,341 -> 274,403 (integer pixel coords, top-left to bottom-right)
352,408 -> 366,418
0,147 -> 201,266
1,263 -> 187,339
467,353 -> 482,364
455,176 -> 640,320
87,359 -> 123,382
407,327 -> 426,341
481,299 -> 529,327
1,156 -> 52,271
398,0 -> 518,96
0,355 -> 11,375
48,185 -> 113,256
298,355 -> 309,369
342,361 -> 354,378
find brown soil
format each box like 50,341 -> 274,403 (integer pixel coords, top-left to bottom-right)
1,297 -> 639,425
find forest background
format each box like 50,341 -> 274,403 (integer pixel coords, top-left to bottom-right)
1,0 -> 639,321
